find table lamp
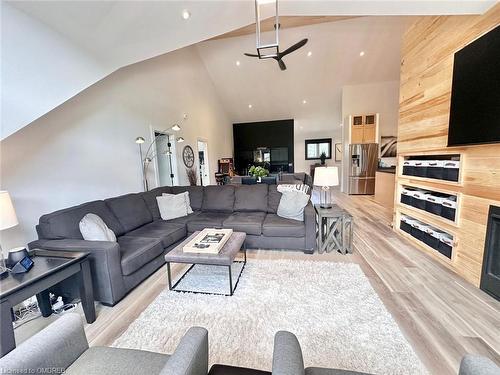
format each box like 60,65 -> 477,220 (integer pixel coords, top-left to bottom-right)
313,167 -> 339,209
0,191 -> 19,275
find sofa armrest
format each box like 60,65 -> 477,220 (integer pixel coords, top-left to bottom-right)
29,239 -> 126,305
459,354 -> 500,375
272,331 -> 305,375
160,327 -> 208,375
304,202 -> 316,253
0,314 -> 88,373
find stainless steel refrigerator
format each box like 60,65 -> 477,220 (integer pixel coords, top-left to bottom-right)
348,143 -> 378,195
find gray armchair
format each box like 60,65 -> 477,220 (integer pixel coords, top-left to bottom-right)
209,331 -> 500,375
0,314 -> 208,375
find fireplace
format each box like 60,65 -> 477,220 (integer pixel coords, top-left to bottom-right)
480,205 -> 500,301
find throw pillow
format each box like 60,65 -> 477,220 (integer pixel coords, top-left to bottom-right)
277,190 -> 310,221
79,213 -> 117,242
157,194 -> 188,220
162,192 -> 193,214
277,183 -> 310,195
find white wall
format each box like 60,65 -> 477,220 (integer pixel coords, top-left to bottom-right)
340,80 -> 400,191
1,2 -> 111,140
0,46 -> 232,250
342,81 -> 400,137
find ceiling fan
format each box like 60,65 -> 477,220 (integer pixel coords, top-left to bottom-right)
244,38 -> 308,71
245,0 -> 308,71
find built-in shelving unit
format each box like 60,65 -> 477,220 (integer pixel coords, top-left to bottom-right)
394,151 -> 466,275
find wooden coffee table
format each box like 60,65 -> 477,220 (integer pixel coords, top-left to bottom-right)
165,231 -> 246,296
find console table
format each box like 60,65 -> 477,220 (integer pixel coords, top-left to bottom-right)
314,204 -> 353,254
0,249 -> 95,357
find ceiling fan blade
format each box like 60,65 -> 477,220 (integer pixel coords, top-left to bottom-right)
279,38 -> 308,58
277,59 -> 287,71
244,53 -> 259,57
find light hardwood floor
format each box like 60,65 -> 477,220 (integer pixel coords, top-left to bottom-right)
21,190 -> 500,375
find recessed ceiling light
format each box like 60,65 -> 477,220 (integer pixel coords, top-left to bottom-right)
236,60 -> 241,66
302,99 -> 307,104
359,51 -> 365,57
171,124 -> 181,131
182,10 -> 191,20
248,104 -> 253,109
307,51 -> 312,57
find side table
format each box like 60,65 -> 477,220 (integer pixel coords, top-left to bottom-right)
0,249 -> 95,357
314,204 -> 353,254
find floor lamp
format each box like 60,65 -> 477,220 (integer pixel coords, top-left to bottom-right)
313,166 -> 339,209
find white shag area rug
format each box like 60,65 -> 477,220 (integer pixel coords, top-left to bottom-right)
113,259 -> 427,374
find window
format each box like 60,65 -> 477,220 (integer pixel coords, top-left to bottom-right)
305,138 -> 332,160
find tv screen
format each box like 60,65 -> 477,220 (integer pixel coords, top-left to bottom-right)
448,25 -> 500,147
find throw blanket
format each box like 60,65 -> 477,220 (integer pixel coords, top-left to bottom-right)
277,184 -> 310,195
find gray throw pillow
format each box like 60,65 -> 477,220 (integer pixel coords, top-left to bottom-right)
277,191 -> 310,221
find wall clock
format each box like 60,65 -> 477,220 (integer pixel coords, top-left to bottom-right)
182,145 -> 195,168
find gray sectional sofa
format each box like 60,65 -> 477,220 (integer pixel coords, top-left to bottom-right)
29,184 -> 315,305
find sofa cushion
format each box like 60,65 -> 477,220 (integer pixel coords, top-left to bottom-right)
262,214 -> 305,238
126,221 -> 187,248
38,201 -> 124,240
65,346 -> 169,375
187,212 -> 231,233
117,236 -> 163,275
267,185 -> 282,213
202,185 -> 235,213
171,186 -> 204,210
141,186 -> 172,220
105,193 -> 153,232
166,212 -> 201,226
223,212 -> 266,235
234,184 -> 268,212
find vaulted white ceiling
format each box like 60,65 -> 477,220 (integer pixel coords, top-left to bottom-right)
1,0 -> 496,140
196,16 -> 406,126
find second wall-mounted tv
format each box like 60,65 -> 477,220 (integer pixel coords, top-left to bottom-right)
447,25 -> 500,147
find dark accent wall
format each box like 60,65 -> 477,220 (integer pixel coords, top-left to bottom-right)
233,119 -> 294,175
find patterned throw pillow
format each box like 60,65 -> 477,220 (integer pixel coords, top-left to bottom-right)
277,183 -> 310,195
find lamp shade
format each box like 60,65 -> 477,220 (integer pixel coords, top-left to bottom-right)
314,167 -> 339,187
0,191 -> 19,230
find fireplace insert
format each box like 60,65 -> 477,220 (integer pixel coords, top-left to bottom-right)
480,205 -> 500,301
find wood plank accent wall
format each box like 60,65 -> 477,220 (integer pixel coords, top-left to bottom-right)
395,5 -> 500,287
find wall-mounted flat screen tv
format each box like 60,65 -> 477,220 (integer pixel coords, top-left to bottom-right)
448,25 -> 500,147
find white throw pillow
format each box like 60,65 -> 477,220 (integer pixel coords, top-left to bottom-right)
163,192 -> 193,214
157,194 -> 188,220
79,213 -> 116,242
277,191 -> 310,221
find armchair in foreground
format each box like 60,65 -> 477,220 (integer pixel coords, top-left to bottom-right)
0,313 -> 208,375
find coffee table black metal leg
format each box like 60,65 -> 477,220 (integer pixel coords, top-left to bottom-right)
79,259 -> 96,324
0,300 -> 15,357
228,265 -> 233,296
167,262 -> 172,290
36,290 -> 52,318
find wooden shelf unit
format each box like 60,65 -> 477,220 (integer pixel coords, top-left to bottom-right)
396,183 -> 460,226
395,210 -> 456,265
394,151 -> 466,281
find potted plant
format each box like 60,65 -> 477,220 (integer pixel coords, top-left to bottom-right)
248,165 -> 269,183
320,152 -> 327,165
